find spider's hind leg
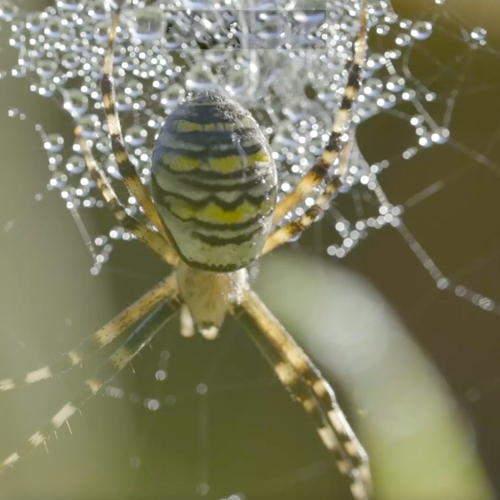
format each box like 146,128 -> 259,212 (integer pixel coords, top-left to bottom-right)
0,279 -> 171,395
0,275 -> 179,473
237,288 -> 371,500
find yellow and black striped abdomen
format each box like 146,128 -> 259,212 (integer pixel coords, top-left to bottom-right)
151,91 -> 277,272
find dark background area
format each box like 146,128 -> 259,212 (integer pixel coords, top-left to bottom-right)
0,1 -> 499,499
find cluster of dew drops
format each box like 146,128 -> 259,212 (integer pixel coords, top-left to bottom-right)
0,0 -> 485,275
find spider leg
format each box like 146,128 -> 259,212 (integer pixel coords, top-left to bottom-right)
0,277 -> 179,473
100,1 -> 172,243
262,132 -> 354,255
75,127 -> 179,266
238,288 -> 371,500
272,0 -> 368,224
0,276 -> 175,394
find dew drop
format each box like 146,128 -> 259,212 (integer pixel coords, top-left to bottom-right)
44,133 -> 64,153
410,21 -> 433,40
128,7 -> 165,42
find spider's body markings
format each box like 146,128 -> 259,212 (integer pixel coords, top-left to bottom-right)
151,91 -> 277,273
0,1 -> 372,499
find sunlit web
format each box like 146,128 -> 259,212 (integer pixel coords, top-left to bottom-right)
0,0 -> 499,498
2,0 -> 498,314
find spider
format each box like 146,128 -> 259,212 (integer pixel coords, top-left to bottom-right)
0,1 -> 371,498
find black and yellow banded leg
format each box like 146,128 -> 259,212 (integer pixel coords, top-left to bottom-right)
0,276 -> 175,394
238,310 -> 359,465
272,0 -> 368,224
262,132 -> 354,255
75,127 -> 179,266
101,2 -> 171,243
239,289 -> 371,500
0,283 -> 179,473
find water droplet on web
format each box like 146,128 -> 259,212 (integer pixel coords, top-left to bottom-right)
196,383 -> 208,395
196,483 -> 210,496
124,125 -> 148,147
49,171 -> 68,189
87,0 -> 110,20
0,0 -> 18,21
36,59 -> 58,79
25,11 -> 43,31
78,114 -> 101,139
155,370 -> 167,381
186,64 -> 217,91
431,127 -> 450,144
56,0 -> 84,12
127,7 -> 165,42
63,89 -> 89,116
94,19 -> 111,43
44,18 -> 63,38
386,74 -> 405,92
395,32 -> 411,47
410,21 -> 433,40
144,398 -> 160,411
225,71 -> 246,96
43,133 -> 64,153
114,91 -> 133,112
437,278 -> 450,290
124,78 -> 143,98
469,26 -> 487,47
471,27 -> 487,41
66,155 -> 86,175
366,53 -> 386,70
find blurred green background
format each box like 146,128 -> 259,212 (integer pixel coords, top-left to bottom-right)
0,1 -> 499,499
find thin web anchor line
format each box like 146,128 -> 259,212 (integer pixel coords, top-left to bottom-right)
396,221 -> 499,315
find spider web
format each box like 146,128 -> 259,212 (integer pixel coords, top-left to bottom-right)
0,0 -> 499,499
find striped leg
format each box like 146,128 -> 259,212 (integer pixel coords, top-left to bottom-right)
272,0 -> 368,224
0,280 -> 179,473
0,276 -> 175,394
262,132 -> 354,255
75,127 -> 179,266
238,289 -> 371,500
100,1 -> 171,243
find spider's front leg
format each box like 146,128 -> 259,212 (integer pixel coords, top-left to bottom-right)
100,0 -> 173,244
75,128 -> 179,266
262,133 -> 354,255
271,0 -> 368,226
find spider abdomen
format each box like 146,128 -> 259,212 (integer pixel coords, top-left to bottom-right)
151,91 -> 277,272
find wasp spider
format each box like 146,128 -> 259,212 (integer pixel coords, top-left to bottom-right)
0,1 -> 371,498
